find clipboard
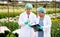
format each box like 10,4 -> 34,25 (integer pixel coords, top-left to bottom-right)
31,24 -> 43,31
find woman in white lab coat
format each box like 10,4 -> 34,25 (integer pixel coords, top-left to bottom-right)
36,7 -> 52,37
18,3 -> 36,37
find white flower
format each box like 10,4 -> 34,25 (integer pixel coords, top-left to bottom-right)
12,29 -> 21,34
0,26 -> 10,33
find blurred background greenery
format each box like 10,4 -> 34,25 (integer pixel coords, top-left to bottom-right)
0,0 -> 60,37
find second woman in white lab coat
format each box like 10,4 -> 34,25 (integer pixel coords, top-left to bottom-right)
36,7 -> 52,37
18,3 -> 36,37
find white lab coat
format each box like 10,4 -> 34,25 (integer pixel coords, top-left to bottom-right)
36,15 -> 52,37
18,12 -> 36,37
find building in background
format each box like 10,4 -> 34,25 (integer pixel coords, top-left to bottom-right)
0,0 -> 60,8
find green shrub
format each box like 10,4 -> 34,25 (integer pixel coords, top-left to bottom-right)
56,17 -> 60,19
0,12 -> 21,19
6,33 -> 16,37
0,9 -> 60,19
32,10 -> 60,15
46,10 -> 60,14
51,22 -> 60,37
0,21 -> 19,32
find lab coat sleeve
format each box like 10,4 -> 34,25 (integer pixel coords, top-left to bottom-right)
43,16 -> 52,31
18,14 -> 25,27
31,13 -> 37,25
32,13 -> 37,23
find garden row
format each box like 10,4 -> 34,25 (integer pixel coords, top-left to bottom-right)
0,9 -> 60,19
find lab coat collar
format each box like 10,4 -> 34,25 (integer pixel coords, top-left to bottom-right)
36,15 -> 47,24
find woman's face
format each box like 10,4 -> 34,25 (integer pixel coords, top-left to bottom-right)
37,12 -> 45,17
